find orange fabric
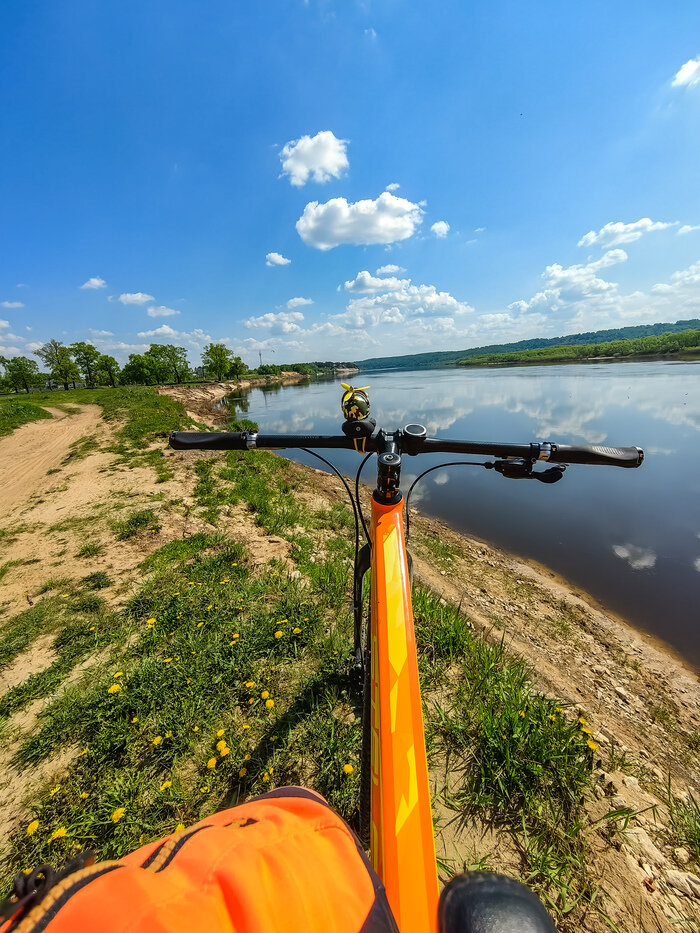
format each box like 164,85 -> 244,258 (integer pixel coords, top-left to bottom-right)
4,789 -> 398,933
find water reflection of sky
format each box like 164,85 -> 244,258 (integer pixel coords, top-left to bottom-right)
227,362 -> 700,667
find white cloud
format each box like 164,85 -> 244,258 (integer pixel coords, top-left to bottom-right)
376,264 -> 404,275
119,292 -> 154,305
0,344 -> 24,356
286,297 -> 313,309
474,227 -> 485,233
297,192 -> 423,250
694,557 -> 700,573
135,325 -> 212,348
672,57 -> 700,88
612,544 -> 656,571
431,220 -> 450,238
1,301 -> 24,309
80,276 -> 107,290
245,310 -> 305,334
364,27 -> 377,40
266,251 -> 291,267
280,130 -> 349,187
578,219 -> 675,248
138,324 -> 179,338
0,320 -> 10,328
385,183 -> 400,192
88,329 -> 114,337
16,283 -> 26,288
678,224 -> 700,235
147,305 -> 180,318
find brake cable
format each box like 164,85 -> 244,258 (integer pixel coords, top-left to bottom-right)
355,452 -> 374,548
404,461 -> 487,544
301,448 -> 363,572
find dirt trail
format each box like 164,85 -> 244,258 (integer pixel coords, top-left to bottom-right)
0,406 -> 102,514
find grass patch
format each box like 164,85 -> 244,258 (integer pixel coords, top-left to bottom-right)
62,433 -> 100,464
0,399 -> 52,437
111,509 -> 161,540
667,789 -> 700,865
76,542 -> 103,559
81,572 -> 112,590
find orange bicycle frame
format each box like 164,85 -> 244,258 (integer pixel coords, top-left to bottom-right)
369,496 -> 438,932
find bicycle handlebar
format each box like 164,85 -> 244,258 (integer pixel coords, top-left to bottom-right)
168,430 -> 644,468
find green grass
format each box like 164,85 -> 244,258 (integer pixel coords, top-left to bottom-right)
667,789 -> 700,865
76,542 -> 103,559
0,398 -> 52,436
111,509 -> 162,540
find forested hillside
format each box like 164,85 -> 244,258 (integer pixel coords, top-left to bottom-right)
354,319 -> 700,370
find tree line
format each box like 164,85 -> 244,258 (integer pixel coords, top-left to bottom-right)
0,340 -> 356,394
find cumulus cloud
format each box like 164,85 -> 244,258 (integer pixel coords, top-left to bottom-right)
266,251 -> 291,267
138,324 -> 179,338
678,224 -> 700,235
147,305 -> 180,318
245,311 -> 305,334
612,544 -> 656,570
385,183 -> 400,191
431,220 -> 450,238
280,130 -> 349,187
286,297 -> 313,308
80,276 -> 107,289
338,270 -> 473,329
136,325 -> 212,347
119,292 -> 154,305
376,264 -> 404,275
297,192 -> 423,250
0,319 -> 9,328
1,301 -> 24,309
672,57 -> 700,88
578,219 -> 675,248
88,329 -> 114,337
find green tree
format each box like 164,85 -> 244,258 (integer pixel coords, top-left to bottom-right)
95,354 -> 120,387
201,343 -> 234,381
228,355 -> 247,382
0,355 -> 43,393
120,353 -> 160,385
146,344 -> 190,384
71,341 -> 101,387
34,340 -> 79,390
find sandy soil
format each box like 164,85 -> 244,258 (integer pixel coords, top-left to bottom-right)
0,401 -> 698,930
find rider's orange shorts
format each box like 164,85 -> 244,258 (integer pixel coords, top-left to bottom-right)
3,788 -> 398,933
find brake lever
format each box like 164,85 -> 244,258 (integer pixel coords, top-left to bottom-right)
487,459 -> 566,483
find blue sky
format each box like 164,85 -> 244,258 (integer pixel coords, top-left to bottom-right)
2,0 -> 700,366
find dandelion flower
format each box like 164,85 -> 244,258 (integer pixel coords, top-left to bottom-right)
217,728 -> 226,737
586,739 -> 598,752
197,622 -> 204,629
153,736 -> 163,746
49,826 -> 67,842
165,731 -> 173,739
61,594 -> 69,598
192,725 -> 199,732
548,714 -> 556,722
245,681 -> 255,688
138,834 -> 145,844
111,808 -> 126,823
147,618 -> 156,626
200,786 -> 209,794
163,658 -> 172,664
262,773 -> 270,783
206,757 -> 216,770
293,627 -> 301,635
274,631 -> 283,640
248,698 -> 255,705
580,726 -> 592,735
160,781 -> 172,792
216,740 -> 227,752
578,716 -> 587,725
220,748 -> 230,758
108,684 -> 121,694
239,768 -> 247,777
89,626 -> 96,631
242,724 -> 250,731
187,678 -> 192,685
518,710 -> 525,718
175,822 -> 185,832
280,619 -> 288,624
113,672 -> 124,679
80,792 -> 90,800
131,716 -> 139,724
343,764 -> 354,775
79,748 -> 88,757
27,820 -> 39,836
207,605 -> 213,611
261,691 -> 269,700
244,753 -> 251,761
265,699 -> 274,709
49,785 -> 61,797
229,640 -> 237,646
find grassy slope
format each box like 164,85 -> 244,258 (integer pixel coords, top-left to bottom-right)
0,398 -> 52,437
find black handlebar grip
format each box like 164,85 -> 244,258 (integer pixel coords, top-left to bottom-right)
548,444 -> 644,467
169,431 -> 248,450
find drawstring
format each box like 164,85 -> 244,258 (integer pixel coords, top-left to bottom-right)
0,854 -> 94,927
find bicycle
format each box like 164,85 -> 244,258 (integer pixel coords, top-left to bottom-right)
169,384 -> 643,933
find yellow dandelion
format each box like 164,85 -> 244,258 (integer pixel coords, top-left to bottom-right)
174,592 -> 180,595
265,699 -> 274,709
586,739 -> 599,751
192,725 -> 199,732
131,716 -> 139,724
27,820 -> 39,836
139,834 -> 145,844
274,631 -> 283,639
518,710 -> 525,718
163,658 -> 172,664
578,716 -> 587,725
159,781 -> 172,791
245,681 -> 255,688
188,582 -> 194,586
269,767 -> 274,774
293,627 -> 301,634
343,764 -> 354,775
113,672 -> 124,679
206,605 -> 213,610
153,735 -> 163,746
242,724 -> 250,731
79,748 -> 88,757
229,640 -> 237,646
197,622 -> 204,628
175,822 -> 185,832
581,726 -> 592,735
49,785 -> 61,797
244,753 -> 251,761
61,594 -> 69,598
216,740 -> 227,752
220,747 -> 230,758
108,683 -> 121,694
147,618 -> 156,626
165,731 -> 173,739
80,792 -> 90,799
89,626 -> 95,631
187,678 -> 192,685
49,826 -> 67,842
279,619 -> 288,624
239,768 -> 247,777
548,714 -> 556,722
206,757 -> 216,770
200,786 -> 209,794
248,698 -> 255,705
261,690 -> 269,700
262,773 -> 270,783
556,706 -> 562,712
111,807 -> 126,823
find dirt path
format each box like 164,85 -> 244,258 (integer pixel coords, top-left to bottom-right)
0,406 -> 102,514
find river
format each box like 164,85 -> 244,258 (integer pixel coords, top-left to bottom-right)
222,360 -> 700,668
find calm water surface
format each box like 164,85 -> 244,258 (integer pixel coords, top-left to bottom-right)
225,361 -> 700,668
